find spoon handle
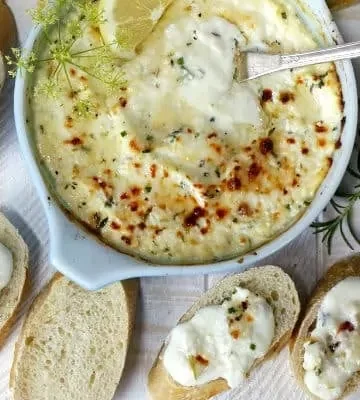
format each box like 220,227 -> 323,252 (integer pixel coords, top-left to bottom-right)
280,40 -> 360,69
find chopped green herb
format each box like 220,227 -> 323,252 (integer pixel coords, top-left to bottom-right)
121,130 -> 127,137
177,57 -> 185,66
145,185 -> 152,193
315,367 -> 322,376
228,307 -> 236,314
250,343 -> 256,350
281,11 -> 287,19
146,135 -> 154,141
98,217 -> 108,230
215,167 -> 221,178
285,204 -> 291,210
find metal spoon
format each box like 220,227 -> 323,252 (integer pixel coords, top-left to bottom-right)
237,40 -> 360,82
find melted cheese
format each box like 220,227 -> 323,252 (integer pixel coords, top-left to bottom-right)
303,278 -> 360,400
30,0 -> 343,264
162,287 -> 274,387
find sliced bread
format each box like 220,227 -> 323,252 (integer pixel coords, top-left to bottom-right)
10,274 -> 138,400
290,255 -> 360,400
148,265 -> 300,400
0,212 -> 29,349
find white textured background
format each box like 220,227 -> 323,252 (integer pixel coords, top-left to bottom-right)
1,2 -> 360,399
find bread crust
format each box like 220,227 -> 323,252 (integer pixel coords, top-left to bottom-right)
290,255 -> 360,400
327,0 -> 360,10
0,213 -> 29,349
0,1 -> 16,53
148,266 -> 300,400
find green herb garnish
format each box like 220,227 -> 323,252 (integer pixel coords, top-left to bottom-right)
250,343 -> 256,350
121,131 -> 128,137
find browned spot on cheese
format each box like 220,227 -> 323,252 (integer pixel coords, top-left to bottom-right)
130,139 -> 141,152
110,221 -> 120,230
231,330 -> 240,339
200,227 -> 209,235
248,163 -> 261,180
119,97 -> 127,108
327,157 -> 333,167
187,128 -> 193,133
279,91 -> 295,103
302,148 -> 309,155
184,207 -> 206,227
131,186 -> 141,196
129,201 -> 139,212
65,116 -> 74,128
207,132 -> 217,139
164,170 -> 169,178
210,143 -> 222,154
245,314 -> 254,322
238,202 -> 252,217
259,138 -> 273,155
227,177 -> 242,191
287,138 -> 296,144
64,136 -> 83,146
120,192 -> 129,200
296,76 -> 304,84
138,222 -> 146,230
195,355 -> 209,366
134,162 -> 141,168
317,138 -> 326,147
150,164 -> 157,178
338,321 -> 354,333
121,235 -> 132,245
216,208 -> 229,220
69,68 -> 76,77
92,176 -> 109,189
335,139 -> 342,149
315,122 -> 328,133
261,89 -> 273,104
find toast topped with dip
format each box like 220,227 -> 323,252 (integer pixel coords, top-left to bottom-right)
291,255 -> 360,400
148,265 -> 300,400
0,212 -> 29,348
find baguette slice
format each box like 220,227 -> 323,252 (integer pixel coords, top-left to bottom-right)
0,212 -> 29,348
10,274 -> 138,400
290,255 -> 360,400
148,265 -> 300,400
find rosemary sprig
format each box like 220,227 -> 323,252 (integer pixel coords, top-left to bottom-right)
312,165 -> 360,254
6,0 -> 127,95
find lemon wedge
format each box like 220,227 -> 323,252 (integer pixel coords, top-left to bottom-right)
100,0 -> 173,59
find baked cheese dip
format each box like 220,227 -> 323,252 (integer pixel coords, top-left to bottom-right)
29,0 -> 343,264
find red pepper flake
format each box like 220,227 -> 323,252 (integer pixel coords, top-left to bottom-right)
200,227 -> 209,235
261,89 -> 273,103
130,187 -> 141,196
187,128 -> 193,133
134,162 -> 141,168
207,132 -> 217,139
238,202 -> 252,216
138,222 -> 146,230
302,148 -> 309,155
292,178 -> 298,187
338,321 -> 355,333
120,192 -> 129,200
127,224 -> 135,232
287,138 -> 296,144
283,189 -> 288,195
227,177 -> 242,191
121,235 -> 132,245
279,91 -> 295,104
248,163 -> 261,180
154,227 -> 165,235
230,330 -> 240,339
92,177 -> 107,189
129,202 -> 139,212
194,183 -> 203,189
164,170 -> 169,178
104,169 -> 112,176
79,76 -> 88,83
119,97 -> 127,108
69,68 -> 76,77
150,164 -> 157,178
65,116 -> 74,128
315,122 -> 328,133
216,208 -> 229,220
259,138 -> 273,155
335,139 -> 342,149
130,139 -> 141,152
64,136 -> 83,145
184,207 -> 206,227
234,165 -> 241,172
195,355 -> 209,366
110,221 -> 120,230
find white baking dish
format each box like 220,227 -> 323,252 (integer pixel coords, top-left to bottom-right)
14,0 -> 358,290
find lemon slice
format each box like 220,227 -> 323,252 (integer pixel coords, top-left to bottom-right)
100,0 -> 173,59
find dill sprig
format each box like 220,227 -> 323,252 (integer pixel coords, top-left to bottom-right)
7,0 -> 127,95
312,155 -> 360,254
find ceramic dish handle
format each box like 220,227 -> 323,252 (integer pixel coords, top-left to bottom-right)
47,205 -> 145,290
